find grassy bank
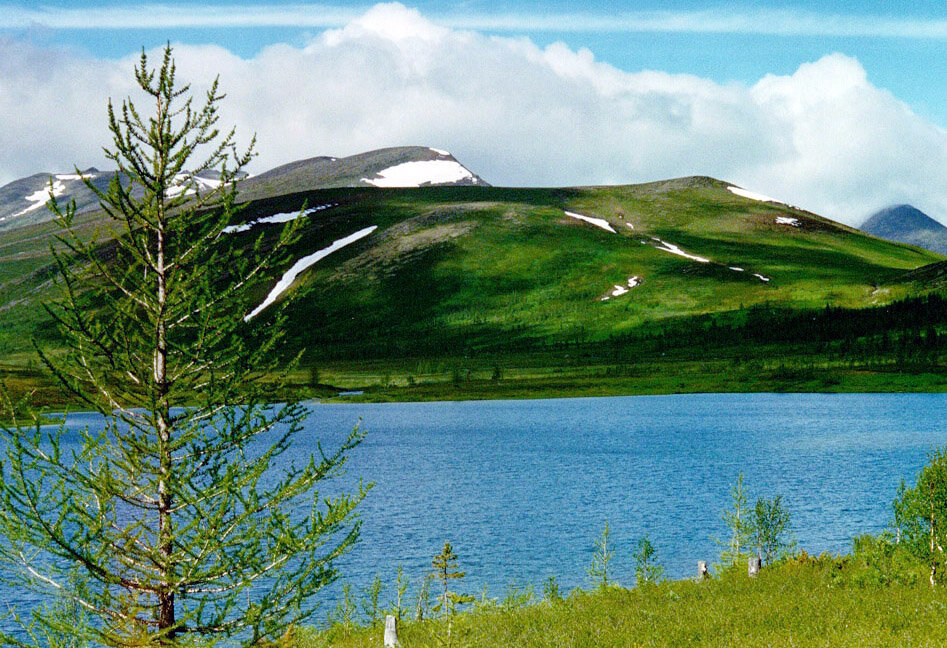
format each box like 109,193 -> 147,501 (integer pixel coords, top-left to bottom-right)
5,350 -> 946,418
298,552 -> 947,647
311,357 -> 947,403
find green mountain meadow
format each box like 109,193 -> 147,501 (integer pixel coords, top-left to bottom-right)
2,174 -> 945,407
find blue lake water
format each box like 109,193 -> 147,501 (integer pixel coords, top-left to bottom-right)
307,393 -> 947,606
5,393 -> 947,626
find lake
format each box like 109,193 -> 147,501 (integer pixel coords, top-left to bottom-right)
5,393 -> 947,625
305,393 -> 946,608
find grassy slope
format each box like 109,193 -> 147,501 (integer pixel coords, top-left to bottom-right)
233,180 -> 938,354
303,558 -> 947,648
1,178 -> 944,406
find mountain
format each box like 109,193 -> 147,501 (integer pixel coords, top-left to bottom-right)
3,161 -> 947,401
235,178 -> 940,360
0,146 -> 487,231
860,204 -> 947,255
2,173 -> 940,355
237,146 -> 487,202
0,168 -> 112,230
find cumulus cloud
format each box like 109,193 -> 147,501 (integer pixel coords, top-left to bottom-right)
2,2 -> 947,225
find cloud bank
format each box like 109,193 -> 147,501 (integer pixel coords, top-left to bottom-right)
2,2 -> 947,225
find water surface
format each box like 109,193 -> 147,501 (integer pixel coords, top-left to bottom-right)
6,393 -> 946,625
304,393 -> 946,598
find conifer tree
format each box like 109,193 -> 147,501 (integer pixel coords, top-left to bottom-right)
716,474 -> 754,569
0,46 -> 365,647
586,520 -> 614,589
429,541 -> 472,647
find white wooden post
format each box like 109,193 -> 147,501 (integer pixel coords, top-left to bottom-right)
697,560 -> 709,579
748,556 -> 761,577
384,614 -> 399,647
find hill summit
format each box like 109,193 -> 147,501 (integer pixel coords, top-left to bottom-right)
237,146 -> 487,202
0,146 -> 488,231
860,204 -> 947,255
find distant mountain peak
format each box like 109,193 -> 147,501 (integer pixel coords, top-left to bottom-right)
860,204 -> 947,255
864,204 -> 934,228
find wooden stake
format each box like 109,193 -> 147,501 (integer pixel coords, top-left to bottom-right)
748,556 -> 761,577
697,561 -> 709,579
384,614 -> 399,647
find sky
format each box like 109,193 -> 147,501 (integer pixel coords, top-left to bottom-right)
3,1 -> 947,225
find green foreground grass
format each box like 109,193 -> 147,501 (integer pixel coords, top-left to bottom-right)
300,556 -> 947,648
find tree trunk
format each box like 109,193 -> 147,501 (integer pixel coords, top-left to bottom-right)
155,144 -> 175,638
931,482 -> 937,588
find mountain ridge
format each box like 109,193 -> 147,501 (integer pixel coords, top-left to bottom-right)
0,146 -> 487,231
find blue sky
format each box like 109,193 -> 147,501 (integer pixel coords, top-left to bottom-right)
3,1 -> 947,223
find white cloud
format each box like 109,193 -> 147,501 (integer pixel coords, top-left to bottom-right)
2,3 -> 947,225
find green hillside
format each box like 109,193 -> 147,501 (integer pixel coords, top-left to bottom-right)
235,178 -> 939,350
2,176 -> 945,405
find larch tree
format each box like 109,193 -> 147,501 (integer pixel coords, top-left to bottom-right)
428,542 -> 472,648
0,46 -> 365,647
715,473 -> 754,570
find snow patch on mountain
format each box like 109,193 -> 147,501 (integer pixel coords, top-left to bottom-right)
754,273 -> 771,283
601,276 -> 642,301
362,160 -> 476,187
55,173 -> 97,181
727,186 -> 783,203
224,204 -> 337,234
244,225 -> 378,321
651,237 -> 710,263
429,148 -> 450,156
565,211 -> 616,233
14,180 -> 66,217
166,174 -> 224,199
775,216 -> 800,227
